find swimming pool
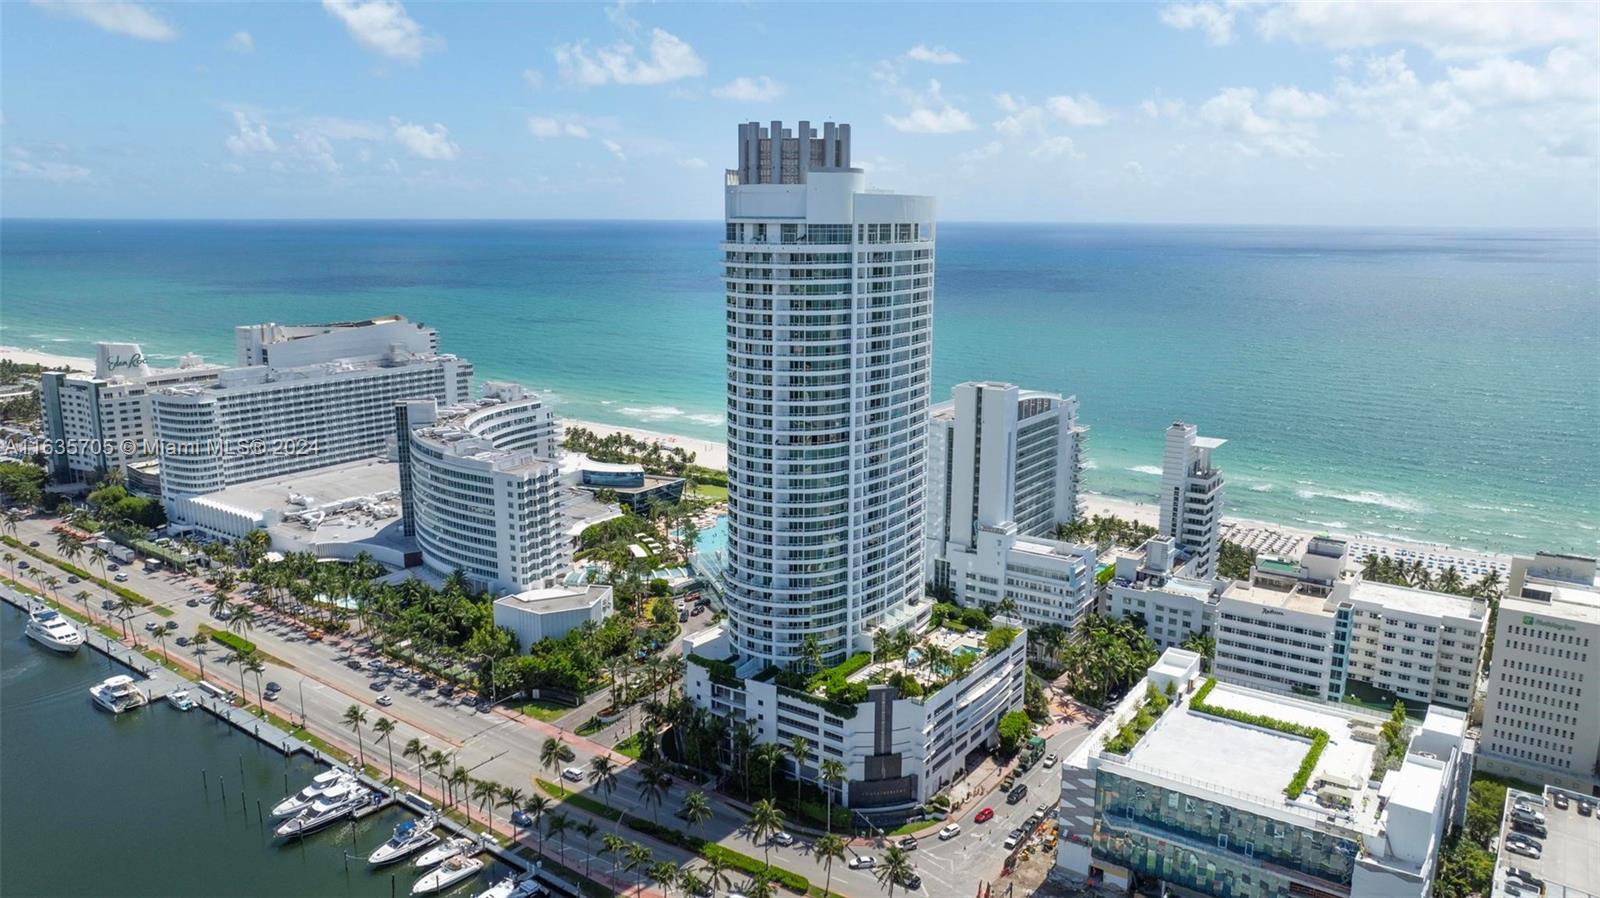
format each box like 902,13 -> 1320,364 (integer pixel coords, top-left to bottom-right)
690,514 -> 729,583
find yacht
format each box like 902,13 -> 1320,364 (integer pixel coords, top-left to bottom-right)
411,855 -> 484,895
368,816 -> 440,866
474,874 -> 546,898
25,606 -> 85,653
271,770 -> 356,818
273,788 -> 367,838
90,675 -> 148,713
414,835 -> 476,869
166,689 -> 196,711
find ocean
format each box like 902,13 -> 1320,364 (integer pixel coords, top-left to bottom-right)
1,220 -> 1595,556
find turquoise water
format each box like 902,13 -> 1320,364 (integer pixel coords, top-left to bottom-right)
0,603 -> 514,897
2,220 -> 1595,556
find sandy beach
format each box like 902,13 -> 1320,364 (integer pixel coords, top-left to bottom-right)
563,419 -> 728,471
0,346 -> 92,371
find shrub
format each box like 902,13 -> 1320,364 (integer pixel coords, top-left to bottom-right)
687,653 -> 740,687
207,629 -> 257,656
985,626 -> 1021,656
997,710 -> 1031,753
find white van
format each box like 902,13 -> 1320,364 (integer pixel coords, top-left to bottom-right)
561,767 -> 584,783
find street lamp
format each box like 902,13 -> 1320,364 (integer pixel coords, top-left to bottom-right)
298,678 -> 307,729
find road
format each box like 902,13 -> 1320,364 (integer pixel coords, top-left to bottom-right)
8,512 -> 1091,897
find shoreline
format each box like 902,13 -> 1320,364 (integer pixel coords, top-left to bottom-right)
0,345 -> 1512,566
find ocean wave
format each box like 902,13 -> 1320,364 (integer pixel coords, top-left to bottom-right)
686,413 -> 723,427
1294,487 -> 1423,513
1127,465 -> 1163,476
619,405 -> 687,422
1080,459 -> 1099,470
1304,519 -> 1350,530
1245,481 -> 1274,492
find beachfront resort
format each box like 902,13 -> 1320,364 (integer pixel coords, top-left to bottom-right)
1,116 -> 1596,898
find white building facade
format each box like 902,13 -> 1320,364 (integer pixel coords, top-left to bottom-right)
1106,537 -> 1221,649
1159,421 -> 1226,579
721,118 -> 935,669
1477,552 -> 1600,794
233,315 -> 440,368
493,585 -> 614,648
397,383 -> 566,595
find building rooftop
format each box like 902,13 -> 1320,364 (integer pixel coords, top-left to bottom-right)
1221,579 -> 1335,615
495,584 -> 612,614
1509,581 -> 1600,626
1494,787 -> 1600,898
1348,579 -> 1486,620
204,457 -> 399,526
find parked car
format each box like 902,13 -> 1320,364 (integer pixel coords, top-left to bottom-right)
1507,841 -> 1542,860
1004,829 -> 1024,851
678,609 -> 688,622
305,629 -> 324,641
1007,784 -> 1028,804
938,823 -> 961,840
897,836 -> 918,851
1552,793 -> 1569,809
847,855 -> 876,870
1579,799 -> 1595,817
974,807 -> 994,824
690,604 -> 704,616
1512,820 -> 1547,838
1042,753 -> 1058,768
1507,867 -> 1545,889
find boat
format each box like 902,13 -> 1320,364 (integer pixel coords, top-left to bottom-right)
414,835 -> 476,869
89,675 -> 148,713
368,815 -> 440,866
25,606 -> 85,653
166,689 -> 196,711
273,788 -> 367,838
411,855 -> 484,895
473,874 -> 546,898
270,770 -> 356,818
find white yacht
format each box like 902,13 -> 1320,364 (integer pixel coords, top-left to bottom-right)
273,788 -> 367,838
90,675 -> 148,713
474,874 -> 546,898
25,606 -> 85,653
271,770 -> 356,818
368,815 -> 440,866
166,689 -> 196,711
411,855 -> 484,895
414,835 -> 476,869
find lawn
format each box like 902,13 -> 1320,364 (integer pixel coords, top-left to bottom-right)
516,699 -> 574,722
689,483 -> 728,502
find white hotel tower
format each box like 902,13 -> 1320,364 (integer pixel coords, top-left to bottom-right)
722,120 -> 936,669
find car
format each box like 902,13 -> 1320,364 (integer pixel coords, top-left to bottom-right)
114,573 -> 129,582
678,609 -> 689,622
186,597 -> 200,607
439,685 -> 456,697
1507,867 -> 1544,888
102,599 -> 117,610
1579,799 -> 1596,817
690,604 -> 704,616
511,809 -> 533,827
28,540 -> 39,547
1003,829 -> 1024,851
1024,813 -> 1041,830
1007,784 -> 1028,804
1036,802 -> 1051,817
376,694 -> 393,706
897,872 -> 922,891
897,836 -> 918,851
66,575 -> 79,584
265,681 -> 281,693
1512,820 -> 1547,838
1507,842 -> 1542,860
107,563 -> 119,571
305,629 -> 324,641
165,620 -> 178,631
938,823 -> 961,840
144,620 -> 158,632
561,767 -> 584,783
847,855 -> 876,870
369,681 -> 386,691
176,636 -> 190,647
347,660 -> 365,670
769,831 -> 794,847
16,560 -> 27,569
974,807 -> 994,824
1043,753 -> 1058,768
1552,793 -> 1569,809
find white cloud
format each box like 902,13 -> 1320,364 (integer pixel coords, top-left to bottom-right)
522,69 -> 544,90
1253,1 -> 1595,58
1029,136 -> 1083,160
292,131 -> 339,173
226,30 -> 254,53
1124,161 -> 1146,178
601,139 -> 626,161
677,157 -> 709,169
224,110 -> 277,155
1447,47 -> 1597,105
1264,86 -> 1333,118
31,1 -> 176,41
1045,94 -> 1109,126
711,76 -> 784,102
905,44 -> 964,64
555,28 -> 705,86
306,116 -> 387,141
527,117 -> 589,139
321,0 -> 439,62
1159,2 -> 1235,45
1140,98 -> 1187,119
994,92 -> 1023,114
390,119 -> 458,160
1198,86 -> 1322,156
1335,51 -> 1472,134
886,79 -> 975,134
5,148 -> 92,183
956,141 -> 1003,163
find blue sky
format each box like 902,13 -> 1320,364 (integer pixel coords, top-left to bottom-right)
2,0 -> 1596,224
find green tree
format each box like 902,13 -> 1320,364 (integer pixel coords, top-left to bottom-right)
342,704 -> 368,766
372,717 -> 397,781
814,833 -> 847,898
623,844 -> 652,898
997,709 -> 1031,753
541,736 -> 569,794
403,737 -> 428,785
746,798 -> 785,870
876,844 -> 915,897
546,812 -> 571,865
588,754 -> 618,817
680,790 -> 712,839
521,793 -> 550,852
819,758 -> 847,834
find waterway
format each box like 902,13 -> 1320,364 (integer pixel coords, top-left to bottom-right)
0,603 -> 515,897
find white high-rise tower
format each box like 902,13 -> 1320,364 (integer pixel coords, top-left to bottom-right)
1159,421 -> 1226,579
722,119 -> 936,668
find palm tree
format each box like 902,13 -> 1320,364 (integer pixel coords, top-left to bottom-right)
700,855 -> 732,895
450,767 -> 471,820
2,507 -> 22,539
623,843 -> 652,898
995,596 -> 1019,622
342,704 -> 368,766
472,778 -> 498,817
403,737 -> 427,785
226,602 -> 255,640
819,758 -> 847,834
3,550 -> 16,581
746,799 -> 785,870
150,622 -> 172,663
42,573 -> 62,604
73,588 -> 95,624
787,734 -> 810,803
800,632 -> 824,675
733,722 -> 757,801
680,790 -> 712,839
427,750 -> 452,803
521,794 -> 549,851
678,870 -> 707,898
498,785 -> 526,827
243,654 -> 267,711
876,844 -> 915,897
372,717 -> 397,781
573,819 -> 599,877
601,833 -> 627,884
754,743 -> 784,797
541,736 -> 568,794
192,631 -> 211,682
111,592 -> 136,639
648,861 -> 678,898
55,530 -> 81,563
636,770 -> 667,824
588,755 -> 618,817
745,873 -> 776,898
814,833 -> 847,898
546,812 -> 572,866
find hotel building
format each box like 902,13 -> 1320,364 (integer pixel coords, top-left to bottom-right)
38,343 -> 219,485
1159,421 -> 1226,579
687,120 -> 1026,812
925,381 -> 1099,630
1057,650 -> 1475,898
1106,536 -> 1223,649
232,315 -> 439,368
396,383 -> 566,595
1477,552 -> 1600,794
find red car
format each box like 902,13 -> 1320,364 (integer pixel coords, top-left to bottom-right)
974,807 -> 995,824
